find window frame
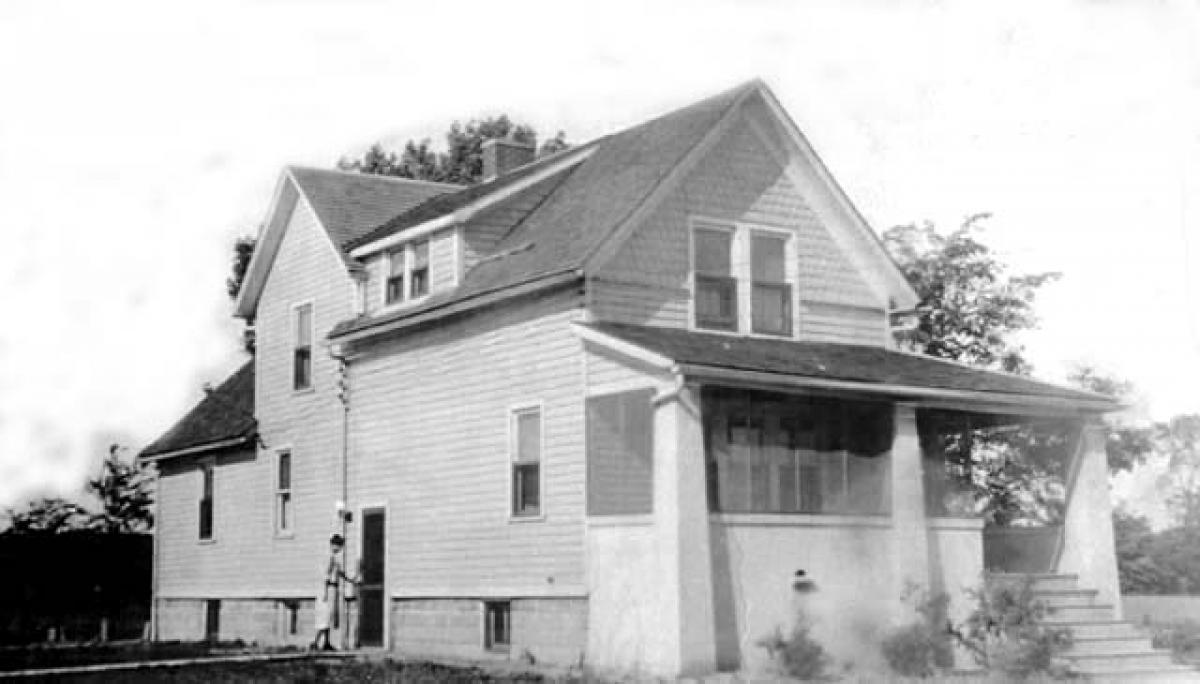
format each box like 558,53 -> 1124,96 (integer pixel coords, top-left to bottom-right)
691,223 -> 738,332
291,301 -> 314,392
688,217 -> 798,339
274,449 -> 293,537
198,460 -> 215,542
482,600 -> 511,651
379,240 -> 433,311
508,402 -> 545,521
749,228 -> 794,337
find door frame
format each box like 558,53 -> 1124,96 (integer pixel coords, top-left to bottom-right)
358,502 -> 389,649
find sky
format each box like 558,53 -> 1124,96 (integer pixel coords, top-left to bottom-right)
0,0 -> 1196,512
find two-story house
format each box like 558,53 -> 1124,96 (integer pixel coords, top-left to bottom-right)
140,80 -> 1151,678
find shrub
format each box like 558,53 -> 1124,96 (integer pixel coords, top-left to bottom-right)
1149,619 -> 1200,662
756,615 -> 830,681
949,577 -> 1072,679
881,586 -> 954,678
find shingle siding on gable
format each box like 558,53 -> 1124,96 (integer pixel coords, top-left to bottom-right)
347,290 -> 586,595
591,116 -> 889,346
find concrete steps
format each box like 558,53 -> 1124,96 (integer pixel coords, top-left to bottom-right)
987,573 -> 1199,681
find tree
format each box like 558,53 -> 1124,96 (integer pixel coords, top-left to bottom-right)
2,497 -> 88,535
227,234 -> 256,354
338,115 -> 563,185
85,445 -> 154,534
1065,365 -> 1155,473
1160,414 -> 1200,527
883,213 -> 1060,375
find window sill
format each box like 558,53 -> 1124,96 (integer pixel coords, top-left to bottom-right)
689,325 -> 796,341
508,513 -> 545,524
378,294 -> 432,315
198,537 -> 217,545
274,530 -> 295,540
711,512 -> 891,529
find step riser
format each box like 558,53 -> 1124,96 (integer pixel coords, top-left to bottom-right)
988,574 -> 1079,592
1046,605 -> 1115,622
1036,592 -> 1098,608
1065,654 -> 1178,673
1066,638 -> 1154,655
1061,623 -> 1141,639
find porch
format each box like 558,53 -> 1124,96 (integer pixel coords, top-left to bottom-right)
576,321 -> 1119,677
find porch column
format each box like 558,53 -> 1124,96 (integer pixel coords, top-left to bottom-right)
1056,422 -> 1121,616
652,382 -> 717,676
891,404 -> 930,619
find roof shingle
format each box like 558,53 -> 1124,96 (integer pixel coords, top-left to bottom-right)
584,322 -> 1115,408
139,361 -> 256,459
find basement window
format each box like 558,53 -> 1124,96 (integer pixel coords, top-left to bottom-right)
484,601 -> 510,650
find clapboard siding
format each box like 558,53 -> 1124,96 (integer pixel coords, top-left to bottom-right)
346,290 -> 587,595
158,195 -> 353,598
462,172 -> 566,271
592,110 -> 889,347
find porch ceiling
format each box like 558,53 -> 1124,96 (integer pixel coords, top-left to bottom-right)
578,322 -> 1117,413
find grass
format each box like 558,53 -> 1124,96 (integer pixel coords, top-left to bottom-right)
0,640 -> 274,672
13,655 -> 562,683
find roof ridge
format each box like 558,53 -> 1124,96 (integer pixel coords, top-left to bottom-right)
286,164 -> 463,191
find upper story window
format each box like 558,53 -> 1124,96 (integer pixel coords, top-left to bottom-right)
275,451 -> 292,534
511,406 -> 542,518
383,240 -> 431,306
199,462 -> 214,541
292,303 -> 313,391
751,233 -> 792,336
692,221 -> 795,337
693,227 -> 737,331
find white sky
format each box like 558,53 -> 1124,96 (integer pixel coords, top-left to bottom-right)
0,0 -> 1196,509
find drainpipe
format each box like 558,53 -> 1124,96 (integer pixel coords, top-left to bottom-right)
330,344 -> 351,649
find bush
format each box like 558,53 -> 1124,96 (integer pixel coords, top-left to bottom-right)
1150,619 -> 1200,662
756,615 -> 830,681
949,577 -> 1072,679
881,587 -> 954,678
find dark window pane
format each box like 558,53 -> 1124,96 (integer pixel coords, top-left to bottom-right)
694,228 -> 732,276
513,463 -> 540,516
751,234 -> 787,282
752,282 -> 792,336
410,268 -> 428,297
485,602 -> 510,648
695,275 -> 737,330
199,498 -> 213,539
278,453 -> 291,490
293,348 -> 311,390
386,276 -> 405,304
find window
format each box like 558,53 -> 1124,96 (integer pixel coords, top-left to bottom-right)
205,599 -> 221,641
199,463 -> 214,540
692,221 -> 795,336
382,240 -> 432,306
511,407 -> 542,517
293,303 -> 313,391
751,233 -> 792,336
410,241 -> 429,298
275,451 -> 292,534
693,227 -> 737,331
484,601 -> 510,650
385,248 -> 405,304
704,388 -> 891,515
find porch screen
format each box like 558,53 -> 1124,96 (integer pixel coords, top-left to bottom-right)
704,388 -> 891,515
586,389 -> 655,515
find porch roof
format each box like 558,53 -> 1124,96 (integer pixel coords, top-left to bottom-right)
580,322 -> 1117,413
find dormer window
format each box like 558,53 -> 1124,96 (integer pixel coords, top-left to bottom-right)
385,248 -> 406,304
383,240 -> 431,306
692,220 -> 795,337
410,241 -> 429,298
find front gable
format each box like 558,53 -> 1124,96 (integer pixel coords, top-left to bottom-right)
590,88 -> 901,346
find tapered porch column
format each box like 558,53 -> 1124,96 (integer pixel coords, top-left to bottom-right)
1056,422 -> 1121,616
652,381 -> 717,676
891,404 -> 931,618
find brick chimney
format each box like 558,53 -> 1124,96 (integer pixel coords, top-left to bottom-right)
482,137 -> 536,182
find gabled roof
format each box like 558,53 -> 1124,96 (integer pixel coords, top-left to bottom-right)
330,81 -> 756,340
288,167 -> 459,264
139,361 -> 257,460
235,168 -> 459,317
578,322 -> 1117,411
330,79 -> 920,342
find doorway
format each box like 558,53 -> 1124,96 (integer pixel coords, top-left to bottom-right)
359,508 -> 386,647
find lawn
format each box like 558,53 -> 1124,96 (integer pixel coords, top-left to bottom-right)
15,655 -> 561,683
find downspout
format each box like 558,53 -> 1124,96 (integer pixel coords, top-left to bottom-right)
150,463 -> 160,641
331,344 -> 351,648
